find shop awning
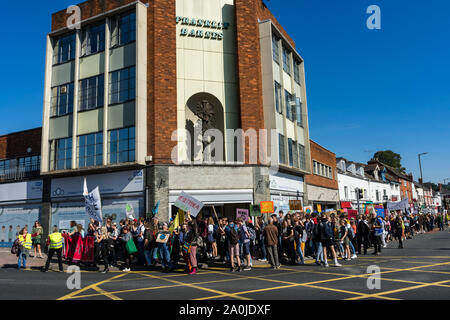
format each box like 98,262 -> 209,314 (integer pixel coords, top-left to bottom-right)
341,201 -> 352,208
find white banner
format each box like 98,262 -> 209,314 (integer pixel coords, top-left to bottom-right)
174,192 -> 204,217
84,178 -> 103,223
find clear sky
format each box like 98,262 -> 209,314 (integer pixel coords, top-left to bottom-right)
0,0 -> 448,184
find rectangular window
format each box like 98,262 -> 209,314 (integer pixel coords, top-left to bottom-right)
81,23 -> 105,56
18,156 -> 40,173
288,138 -> 293,167
109,66 -> 136,105
78,132 -> 103,168
0,159 -> 12,177
50,137 -> 72,171
274,81 -> 282,114
344,186 -> 349,199
272,35 -> 280,64
313,160 -> 317,174
51,83 -> 74,117
295,97 -> 303,126
298,144 -> 306,170
53,33 -> 76,65
285,90 -> 293,121
292,142 -> 298,168
109,127 -> 135,164
278,134 -> 286,165
282,46 -> 291,74
293,59 -> 301,84
79,74 -> 104,111
111,12 -> 136,47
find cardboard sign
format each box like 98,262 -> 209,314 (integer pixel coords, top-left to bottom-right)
304,206 -> 313,214
348,210 -> 358,219
236,209 -> 249,222
289,200 -> 302,211
317,204 -> 322,213
260,201 -> 275,214
174,192 -> 204,217
250,205 -> 261,217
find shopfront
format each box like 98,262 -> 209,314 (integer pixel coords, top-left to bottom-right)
50,170 -> 144,231
269,171 -> 304,214
0,180 -> 43,247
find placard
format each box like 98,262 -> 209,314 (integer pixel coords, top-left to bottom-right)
236,209 -> 249,222
260,201 -> 275,214
250,205 -> 261,217
289,200 -> 302,211
174,192 -> 204,217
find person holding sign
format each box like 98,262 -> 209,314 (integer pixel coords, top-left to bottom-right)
156,223 -> 173,273
185,213 -> 199,275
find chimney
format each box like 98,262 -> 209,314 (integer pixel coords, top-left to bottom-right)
419,178 -> 423,185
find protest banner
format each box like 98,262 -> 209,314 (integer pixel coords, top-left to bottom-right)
174,192 -> 204,217
236,209 -> 249,222
317,204 -> 322,213
304,206 -> 313,214
289,200 -> 302,211
260,201 -> 275,214
83,178 -> 103,223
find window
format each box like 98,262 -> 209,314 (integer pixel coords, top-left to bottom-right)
282,46 -> 291,74
81,23 -> 105,56
298,144 -> 306,170
344,186 -> 349,199
18,156 -> 40,173
364,189 -> 368,199
313,161 -> 317,174
0,159 -> 12,176
109,66 -> 136,105
51,83 -> 74,117
284,90 -> 294,121
109,127 -> 135,164
49,137 -> 72,171
272,35 -> 280,64
293,59 -> 301,84
292,142 -> 298,168
288,138 -> 293,167
53,33 -> 76,65
295,97 -> 303,126
274,81 -> 282,114
376,190 -> 380,202
111,12 -> 136,47
79,74 -> 104,111
278,134 -> 286,165
78,132 -> 103,168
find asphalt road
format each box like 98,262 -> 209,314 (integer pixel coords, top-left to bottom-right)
1,228 -> 449,300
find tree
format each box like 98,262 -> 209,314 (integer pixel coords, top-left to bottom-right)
372,150 -> 406,173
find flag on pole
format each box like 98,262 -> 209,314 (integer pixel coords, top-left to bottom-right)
83,178 -> 103,224
169,209 -> 185,234
126,204 -> 135,220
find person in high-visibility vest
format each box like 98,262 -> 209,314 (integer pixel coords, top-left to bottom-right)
42,227 -> 64,272
17,227 -> 32,270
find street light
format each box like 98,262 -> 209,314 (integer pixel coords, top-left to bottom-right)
418,152 -> 428,183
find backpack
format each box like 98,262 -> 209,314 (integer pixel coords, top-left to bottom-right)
313,223 -> 321,240
229,226 -> 239,245
347,226 -> 355,240
11,238 -> 20,255
248,227 -> 256,242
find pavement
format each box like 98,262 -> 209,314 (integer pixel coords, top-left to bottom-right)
0,228 -> 449,300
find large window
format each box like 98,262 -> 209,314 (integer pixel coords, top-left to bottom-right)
51,83 -> 74,117
278,134 -> 286,165
109,66 -> 136,105
282,46 -> 291,74
50,137 -> 72,171
111,12 -> 136,47
274,81 -> 282,114
18,156 -> 40,173
78,132 -> 103,168
0,159 -> 12,176
285,90 -> 294,121
292,142 -> 299,168
53,33 -> 76,65
272,35 -> 280,64
293,59 -> 301,84
295,96 -> 303,126
298,143 -> 306,170
288,138 -> 294,167
79,74 -> 104,111
81,23 -> 105,56
109,127 -> 135,164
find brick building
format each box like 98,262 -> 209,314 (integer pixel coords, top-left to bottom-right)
37,0 -> 312,229
0,128 -> 44,246
305,140 -> 339,211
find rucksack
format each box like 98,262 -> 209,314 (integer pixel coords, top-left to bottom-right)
11,238 -> 20,255
313,223 -> 321,240
248,227 -> 256,241
347,226 -> 355,240
229,226 -> 239,245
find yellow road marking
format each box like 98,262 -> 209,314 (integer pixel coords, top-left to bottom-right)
300,283 -> 401,300
92,285 -> 122,300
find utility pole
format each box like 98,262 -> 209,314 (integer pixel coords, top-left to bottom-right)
356,188 -> 360,215
418,152 -> 428,183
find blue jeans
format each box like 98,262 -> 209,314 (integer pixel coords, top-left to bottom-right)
144,248 -> 155,265
259,237 -> 267,259
17,250 -> 26,269
315,241 -> 323,263
158,243 -> 172,269
296,240 -> 304,264
348,239 -> 356,254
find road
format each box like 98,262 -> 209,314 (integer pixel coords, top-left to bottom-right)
1,228 -> 449,300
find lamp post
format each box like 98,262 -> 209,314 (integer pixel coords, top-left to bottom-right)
418,152 -> 428,183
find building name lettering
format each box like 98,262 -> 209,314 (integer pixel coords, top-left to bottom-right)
176,16 -> 230,41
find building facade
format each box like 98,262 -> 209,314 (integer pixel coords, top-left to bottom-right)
305,140 -> 339,211
40,0 -> 312,225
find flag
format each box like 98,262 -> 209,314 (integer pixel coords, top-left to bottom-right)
126,204 -> 135,220
169,209 -> 185,234
152,200 -> 160,216
83,178 -> 103,224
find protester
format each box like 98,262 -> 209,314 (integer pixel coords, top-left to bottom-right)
31,221 -> 44,259
156,223 -> 173,273
17,227 -> 32,270
42,227 -> 63,272
225,219 -> 241,272
263,217 -> 280,269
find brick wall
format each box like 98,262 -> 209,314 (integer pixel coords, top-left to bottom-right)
0,128 -> 42,159
305,140 -> 338,190
51,0 -> 142,31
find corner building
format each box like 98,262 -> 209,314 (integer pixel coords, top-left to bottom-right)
41,0 -> 311,224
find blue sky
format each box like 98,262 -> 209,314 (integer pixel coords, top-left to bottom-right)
0,1 -> 448,184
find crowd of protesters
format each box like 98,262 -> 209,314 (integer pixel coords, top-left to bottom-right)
12,209 -> 449,273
